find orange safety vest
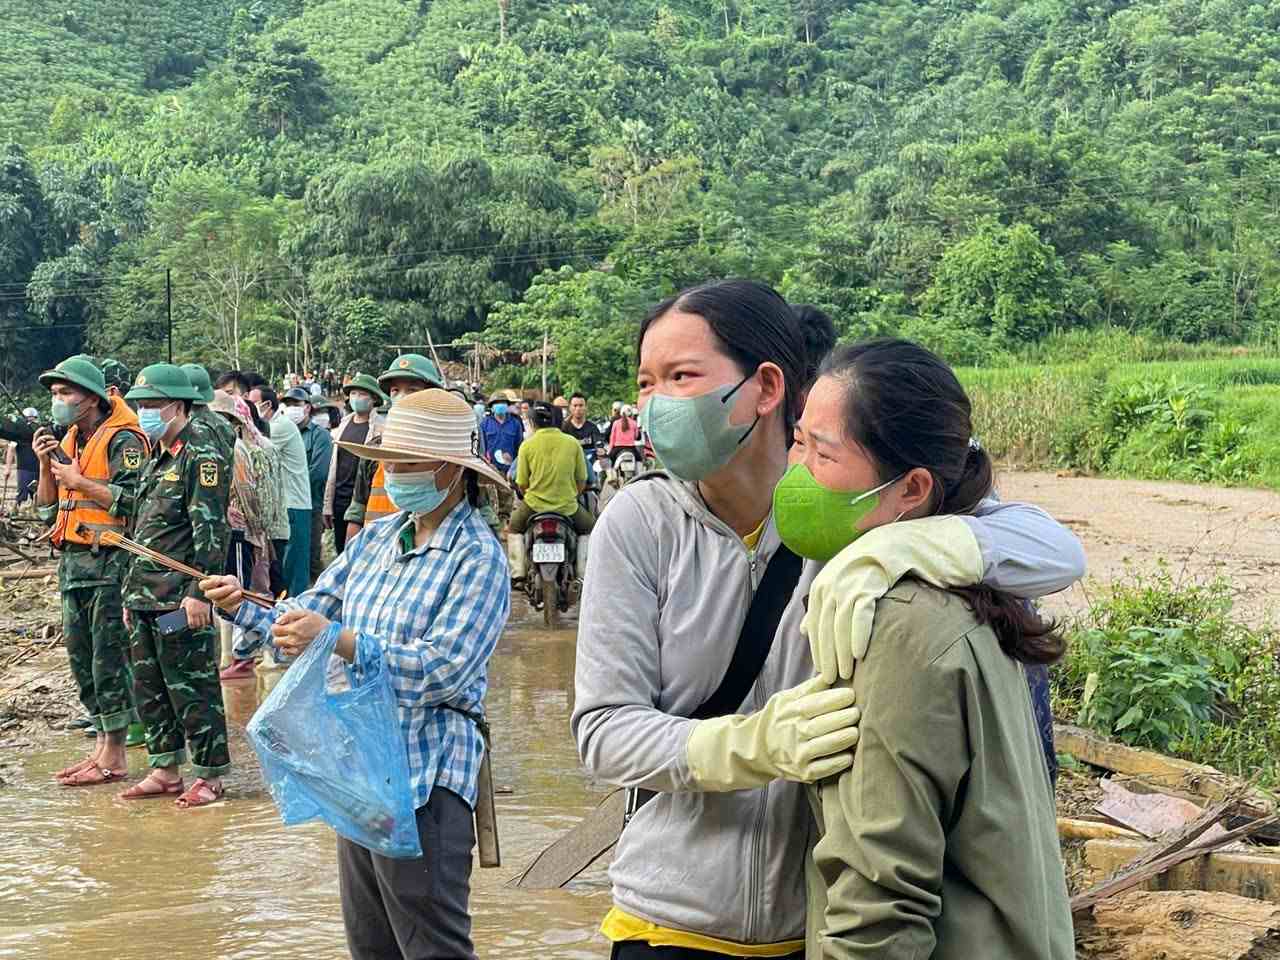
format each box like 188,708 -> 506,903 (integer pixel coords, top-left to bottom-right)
52,398 -> 149,548
364,461 -> 397,522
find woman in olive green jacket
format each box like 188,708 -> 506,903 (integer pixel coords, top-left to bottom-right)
772,339 -> 1074,960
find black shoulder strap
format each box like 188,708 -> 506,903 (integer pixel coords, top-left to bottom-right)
620,471 -> 803,716
624,542 -> 804,822
691,544 -> 803,720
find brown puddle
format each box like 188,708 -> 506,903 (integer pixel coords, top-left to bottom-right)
0,603 -> 614,958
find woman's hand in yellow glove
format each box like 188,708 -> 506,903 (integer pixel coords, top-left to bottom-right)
685,676 -> 862,792
801,516 -> 983,683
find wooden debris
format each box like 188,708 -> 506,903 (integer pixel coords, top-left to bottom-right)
1059,818 -> 1144,842
0,568 -> 55,580
1074,890 -> 1280,959
1084,838 -> 1280,902
1056,724 -> 1276,816
1071,813 -> 1280,917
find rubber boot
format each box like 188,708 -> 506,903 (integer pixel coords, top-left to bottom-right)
126,722 -> 146,748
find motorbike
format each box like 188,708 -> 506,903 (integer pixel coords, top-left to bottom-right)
518,513 -> 580,629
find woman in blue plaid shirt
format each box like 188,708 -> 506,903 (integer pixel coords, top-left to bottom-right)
203,389 -> 511,960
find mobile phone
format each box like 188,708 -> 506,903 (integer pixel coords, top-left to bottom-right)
156,608 -> 189,636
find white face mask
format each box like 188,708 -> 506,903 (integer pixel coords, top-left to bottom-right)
284,405 -> 307,425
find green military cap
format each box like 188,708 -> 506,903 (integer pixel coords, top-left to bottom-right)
342,372 -> 389,405
100,358 -> 132,393
377,353 -> 443,390
179,363 -> 216,404
38,355 -> 109,403
125,363 -> 200,402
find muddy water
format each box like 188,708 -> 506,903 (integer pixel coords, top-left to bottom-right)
0,608 -> 614,958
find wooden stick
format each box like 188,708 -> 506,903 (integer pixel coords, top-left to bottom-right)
94,530 -> 275,609
0,567 -> 56,580
1059,817 -> 1144,842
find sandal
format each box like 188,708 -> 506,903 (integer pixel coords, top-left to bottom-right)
174,778 -> 225,809
55,755 -> 99,781
119,773 -> 185,800
61,762 -> 127,787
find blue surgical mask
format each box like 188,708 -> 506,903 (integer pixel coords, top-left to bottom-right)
638,373 -> 759,482
349,395 -> 373,415
384,466 -> 458,514
493,403 -> 508,417
138,404 -> 174,441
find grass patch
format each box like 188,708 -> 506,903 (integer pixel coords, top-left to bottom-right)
959,345 -> 1280,488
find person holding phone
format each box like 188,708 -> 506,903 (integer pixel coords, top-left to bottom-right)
33,356 -> 147,787
117,363 -> 233,809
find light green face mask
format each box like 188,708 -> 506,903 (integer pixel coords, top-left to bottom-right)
638,374 -> 758,482
772,463 -> 902,562
51,397 -> 83,428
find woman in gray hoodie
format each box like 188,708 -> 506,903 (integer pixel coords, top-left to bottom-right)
572,279 -> 1084,959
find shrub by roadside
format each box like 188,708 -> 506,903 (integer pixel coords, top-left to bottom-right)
1051,566 -> 1280,787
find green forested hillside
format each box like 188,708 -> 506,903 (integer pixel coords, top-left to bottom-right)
3,0 -> 1280,398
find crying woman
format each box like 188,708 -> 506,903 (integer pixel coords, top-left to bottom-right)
781,339 -> 1075,960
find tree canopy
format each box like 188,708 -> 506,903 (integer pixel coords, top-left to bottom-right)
3,0 -> 1280,392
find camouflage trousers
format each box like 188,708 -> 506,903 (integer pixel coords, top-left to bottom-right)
63,584 -> 136,733
128,611 -> 231,778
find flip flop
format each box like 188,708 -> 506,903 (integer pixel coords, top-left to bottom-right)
119,774 -> 185,800
174,777 -> 225,809
61,762 -> 127,787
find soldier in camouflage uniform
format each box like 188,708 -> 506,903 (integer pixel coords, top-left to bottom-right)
118,364 -> 233,807
181,363 -> 236,462
33,356 -> 147,786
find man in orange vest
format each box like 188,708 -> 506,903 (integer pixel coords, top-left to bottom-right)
343,353 -> 442,543
33,356 -> 148,787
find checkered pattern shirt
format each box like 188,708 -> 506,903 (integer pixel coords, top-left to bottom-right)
235,500 -> 510,809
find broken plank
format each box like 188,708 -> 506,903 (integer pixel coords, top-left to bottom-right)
1082,834 -> 1280,904
1059,818 -> 1144,842
1055,724 -> 1276,815
1074,890 -> 1280,959
1072,814 -> 1280,916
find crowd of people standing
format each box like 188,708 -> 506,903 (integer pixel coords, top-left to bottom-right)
12,274 -> 1088,960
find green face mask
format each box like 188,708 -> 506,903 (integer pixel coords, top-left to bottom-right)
772,463 -> 902,562
638,374 -> 758,482
51,397 -> 83,428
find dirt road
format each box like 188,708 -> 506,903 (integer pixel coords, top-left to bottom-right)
999,470 -> 1280,622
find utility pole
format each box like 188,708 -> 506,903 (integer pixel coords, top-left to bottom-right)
165,268 -> 173,363
541,330 -> 549,399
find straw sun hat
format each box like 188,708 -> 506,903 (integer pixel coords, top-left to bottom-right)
338,388 -> 509,488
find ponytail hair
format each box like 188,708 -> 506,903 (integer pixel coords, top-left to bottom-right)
819,338 -> 1065,665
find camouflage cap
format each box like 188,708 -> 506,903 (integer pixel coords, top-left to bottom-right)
125,363 -> 200,402
179,363 -> 216,404
38,356 -> 109,403
100,358 -> 131,393
377,353 -> 443,390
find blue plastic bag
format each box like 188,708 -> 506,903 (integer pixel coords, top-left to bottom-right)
247,623 -> 422,858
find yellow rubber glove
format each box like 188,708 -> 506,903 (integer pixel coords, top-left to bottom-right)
801,516 -> 983,683
685,676 -> 862,792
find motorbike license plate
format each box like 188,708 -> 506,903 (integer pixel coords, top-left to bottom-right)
532,542 -> 566,563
